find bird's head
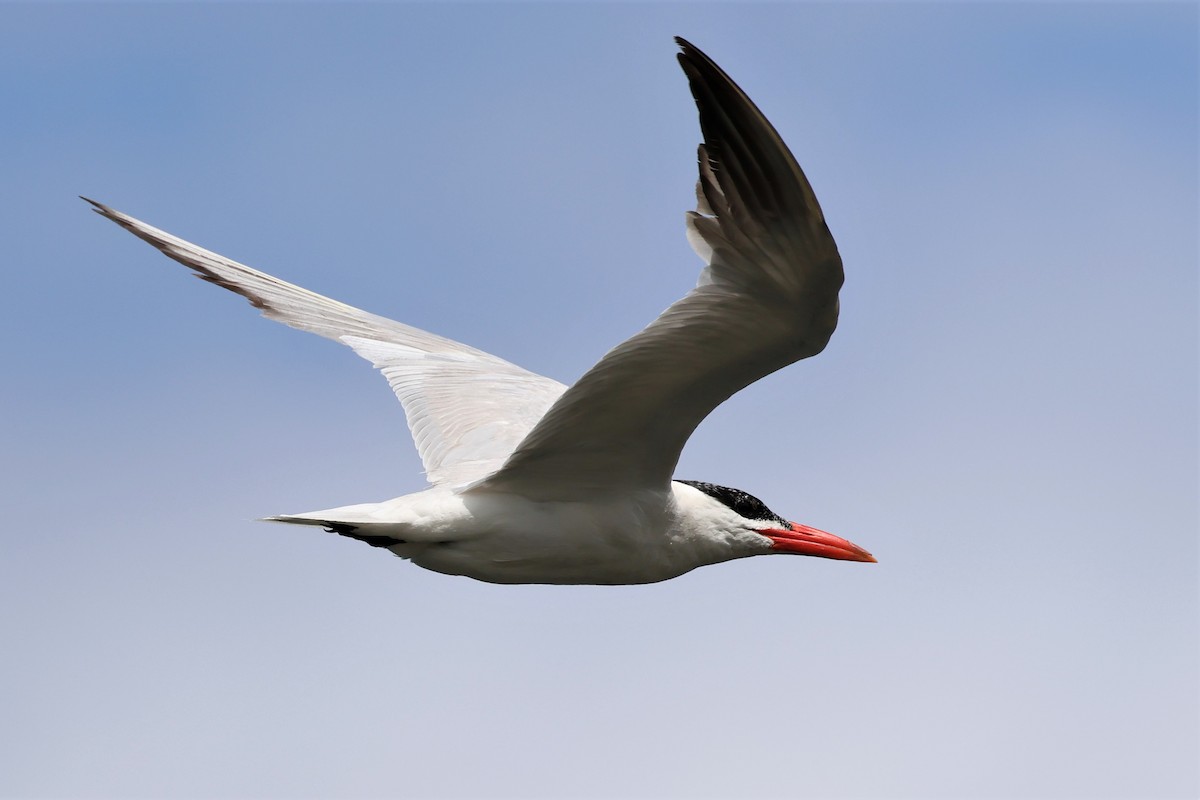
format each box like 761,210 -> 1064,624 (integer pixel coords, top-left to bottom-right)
675,480 -> 876,563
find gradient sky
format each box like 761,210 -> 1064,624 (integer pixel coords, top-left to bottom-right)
2,3 -> 1197,799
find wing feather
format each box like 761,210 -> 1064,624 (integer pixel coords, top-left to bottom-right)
85,199 -> 565,487
479,38 -> 843,498
86,37 -> 840,500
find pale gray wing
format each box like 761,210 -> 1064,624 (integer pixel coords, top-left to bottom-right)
478,38 -> 844,499
86,199 -> 566,487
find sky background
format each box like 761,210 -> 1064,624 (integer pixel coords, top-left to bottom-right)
2,3 -> 1196,799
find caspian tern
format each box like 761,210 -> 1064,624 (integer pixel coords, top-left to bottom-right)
86,37 -> 875,585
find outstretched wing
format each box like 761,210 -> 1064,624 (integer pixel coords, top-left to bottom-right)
86,199 -> 566,487
479,38 -> 843,499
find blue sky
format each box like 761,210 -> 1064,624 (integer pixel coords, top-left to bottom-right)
2,3 -> 1196,798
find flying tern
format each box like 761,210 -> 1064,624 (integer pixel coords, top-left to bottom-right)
86,37 -> 875,584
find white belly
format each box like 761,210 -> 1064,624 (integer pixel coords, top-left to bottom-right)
406,488 -> 696,585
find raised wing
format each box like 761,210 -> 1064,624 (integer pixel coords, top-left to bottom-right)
85,199 -> 566,487
478,37 -> 844,499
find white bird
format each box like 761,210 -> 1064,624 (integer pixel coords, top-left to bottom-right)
86,37 -> 875,585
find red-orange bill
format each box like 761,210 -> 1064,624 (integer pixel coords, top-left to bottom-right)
762,522 -> 876,563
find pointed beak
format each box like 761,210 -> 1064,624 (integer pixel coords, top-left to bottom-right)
761,522 -> 877,563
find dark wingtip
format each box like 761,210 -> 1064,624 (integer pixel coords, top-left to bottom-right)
674,37 -> 698,71
81,196 -> 118,220
674,37 -> 719,72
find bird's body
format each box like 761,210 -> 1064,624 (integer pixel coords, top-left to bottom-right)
271,482 -> 786,585
88,38 -> 876,584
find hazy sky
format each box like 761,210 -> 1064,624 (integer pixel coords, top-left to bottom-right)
2,3 -> 1196,799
